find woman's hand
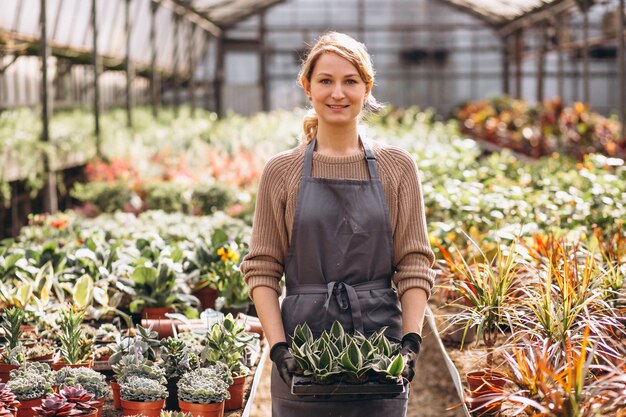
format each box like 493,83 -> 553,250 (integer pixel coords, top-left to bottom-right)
400,332 -> 422,382
270,342 -> 297,386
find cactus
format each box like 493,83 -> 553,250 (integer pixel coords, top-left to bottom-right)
177,366 -> 231,404
53,367 -> 109,399
119,375 -> 168,402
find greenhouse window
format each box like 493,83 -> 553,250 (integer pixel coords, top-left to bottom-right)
400,48 -> 449,65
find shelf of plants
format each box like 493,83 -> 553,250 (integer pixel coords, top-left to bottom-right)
1,100 -> 625,416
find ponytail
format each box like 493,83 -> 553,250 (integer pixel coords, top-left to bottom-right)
301,110 -> 318,143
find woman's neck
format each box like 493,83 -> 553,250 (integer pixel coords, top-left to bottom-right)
315,124 -> 361,157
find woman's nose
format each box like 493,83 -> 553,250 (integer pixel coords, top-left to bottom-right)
331,84 -> 345,99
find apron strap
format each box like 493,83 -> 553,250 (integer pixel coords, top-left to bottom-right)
288,280 -> 390,334
303,138 -> 379,180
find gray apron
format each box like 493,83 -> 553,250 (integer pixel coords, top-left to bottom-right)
271,138 -> 408,417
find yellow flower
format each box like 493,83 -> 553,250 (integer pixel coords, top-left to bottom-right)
217,244 -> 240,262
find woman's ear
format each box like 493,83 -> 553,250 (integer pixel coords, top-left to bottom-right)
302,78 -> 311,99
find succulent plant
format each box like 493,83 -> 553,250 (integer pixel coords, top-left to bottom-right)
108,325 -> 160,368
55,385 -> 98,414
94,324 -> 120,343
53,367 -> 109,400
159,411 -> 192,417
289,321 -> 404,384
33,396 -> 76,417
57,307 -> 93,365
6,374 -> 53,401
0,382 -> 20,413
159,337 -> 199,378
119,375 -> 168,402
177,366 -> 231,404
112,356 -> 166,385
201,314 -> 253,377
9,361 -> 53,380
0,308 -> 25,351
0,405 -> 14,417
26,342 -> 55,360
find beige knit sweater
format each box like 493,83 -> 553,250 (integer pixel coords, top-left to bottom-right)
241,140 -> 436,300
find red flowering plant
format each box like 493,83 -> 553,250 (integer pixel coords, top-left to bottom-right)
34,385 -> 98,417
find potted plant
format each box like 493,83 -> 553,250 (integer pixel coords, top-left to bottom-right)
108,325 -> 161,410
159,338 -> 199,411
53,308 -> 94,370
177,365 -> 231,417
0,309 -> 26,382
33,385 -> 98,417
201,314 -> 252,411
52,367 -> 109,417
0,382 -> 20,417
7,363 -> 54,417
119,375 -> 168,417
25,343 -> 54,363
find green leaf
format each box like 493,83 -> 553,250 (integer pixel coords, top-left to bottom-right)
132,265 -> 157,286
318,347 -> 332,372
73,274 -> 94,308
386,354 -> 404,377
330,321 -> 345,341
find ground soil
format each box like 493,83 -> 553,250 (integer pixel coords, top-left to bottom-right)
249,318 -> 467,417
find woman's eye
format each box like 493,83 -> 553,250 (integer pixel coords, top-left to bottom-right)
320,79 -> 331,84
346,79 -> 357,84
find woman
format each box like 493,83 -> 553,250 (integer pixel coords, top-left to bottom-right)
241,32 -> 435,416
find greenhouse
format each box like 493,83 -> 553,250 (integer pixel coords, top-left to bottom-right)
0,0 -> 625,416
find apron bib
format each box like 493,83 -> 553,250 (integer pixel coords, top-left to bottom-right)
271,139 -> 408,417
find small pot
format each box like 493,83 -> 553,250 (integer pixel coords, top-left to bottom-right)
50,360 -> 94,371
466,370 -> 507,415
225,375 -> 246,411
142,307 -> 174,320
0,363 -> 20,383
16,398 -> 43,417
110,381 -> 122,410
179,399 -> 224,417
94,397 -> 105,417
193,286 -> 219,311
120,399 -> 165,417
141,319 -> 175,339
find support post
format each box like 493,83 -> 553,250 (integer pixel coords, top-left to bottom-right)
537,25 -> 546,103
514,29 -> 523,99
214,34 -> 224,118
125,0 -> 133,127
617,0 -> 626,139
150,0 -> 160,118
173,12 -> 180,116
91,0 -> 101,156
40,0 -> 57,213
501,35 -> 510,95
580,0 -> 590,103
557,14 -> 565,100
188,23 -> 197,116
259,11 -> 269,111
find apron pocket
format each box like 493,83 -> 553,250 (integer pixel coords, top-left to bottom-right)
359,288 -> 402,340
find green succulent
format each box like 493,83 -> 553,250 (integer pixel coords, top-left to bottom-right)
7,374 -> 53,401
57,307 -> 93,365
119,375 -> 168,402
159,411 -> 192,417
9,361 -> 52,380
160,337 -> 200,378
177,366 -> 231,404
53,367 -> 110,399
201,314 -> 253,377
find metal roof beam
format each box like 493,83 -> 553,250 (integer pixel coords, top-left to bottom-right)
218,0 -> 286,29
497,0 -> 577,37
159,0 -> 222,36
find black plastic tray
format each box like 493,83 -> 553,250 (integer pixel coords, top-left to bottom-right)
291,375 -> 405,396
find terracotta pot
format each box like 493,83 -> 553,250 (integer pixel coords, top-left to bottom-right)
179,400 -> 224,417
141,319 -> 175,339
443,322 -> 477,346
165,377 -> 180,411
466,370 -> 507,415
50,360 -> 94,371
194,286 -> 219,311
0,363 -> 20,383
16,398 -> 42,417
26,353 -> 54,362
120,399 -> 164,417
94,397 -> 105,417
225,375 -> 246,411
237,313 -> 264,340
142,307 -> 174,320
110,381 -> 122,410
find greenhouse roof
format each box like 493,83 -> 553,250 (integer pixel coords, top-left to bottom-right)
441,0 -> 571,25
187,0 -> 286,28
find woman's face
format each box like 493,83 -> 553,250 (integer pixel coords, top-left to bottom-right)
304,52 -> 370,129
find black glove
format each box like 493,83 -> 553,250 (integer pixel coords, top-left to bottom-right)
270,342 -> 297,387
400,332 -> 422,383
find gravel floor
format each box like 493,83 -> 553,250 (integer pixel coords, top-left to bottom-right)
249,319 -> 466,417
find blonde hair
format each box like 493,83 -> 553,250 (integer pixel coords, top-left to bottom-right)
298,32 -> 382,143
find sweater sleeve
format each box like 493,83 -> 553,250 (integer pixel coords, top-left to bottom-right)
391,150 -> 436,299
240,155 -> 290,298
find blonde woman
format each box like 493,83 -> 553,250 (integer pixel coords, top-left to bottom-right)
241,32 -> 435,416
